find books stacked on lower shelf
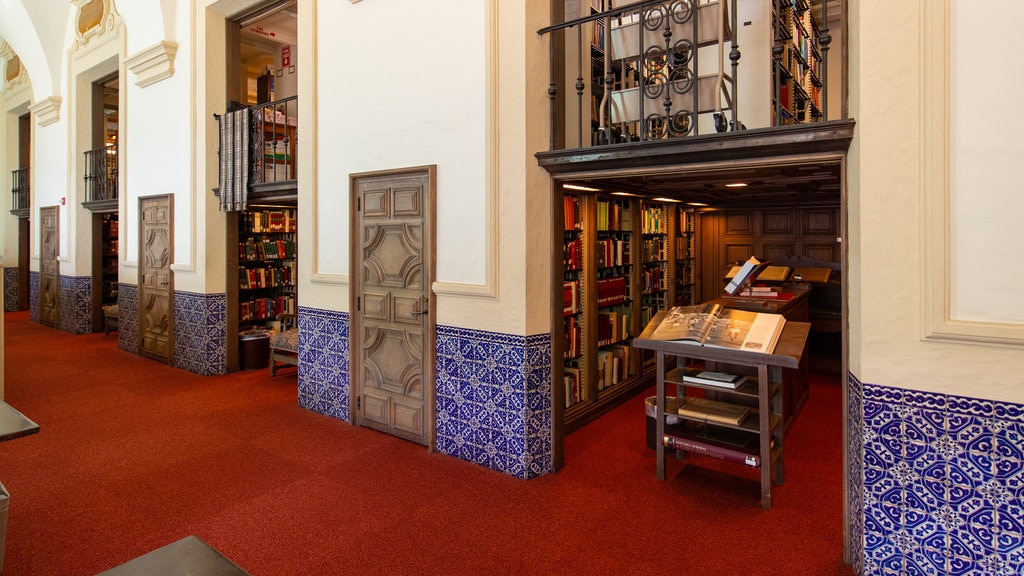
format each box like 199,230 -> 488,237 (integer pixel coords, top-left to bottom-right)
663,420 -> 761,468
676,396 -> 750,425
682,370 -> 750,390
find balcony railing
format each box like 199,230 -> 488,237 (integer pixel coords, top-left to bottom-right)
538,0 -> 833,152
10,167 -> 28,215
250,96 -> 298,185
84,144 -> 118,203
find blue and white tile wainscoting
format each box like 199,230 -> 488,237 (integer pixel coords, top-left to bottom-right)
117,283 -> 138,354
297,307 -> 350,422
4,267 -> 19,312
436,326 -> 553,480
859,377 -> 1024,575
26,272 -> 92,334
173,291 -> 227,376
29,271 -> 38,322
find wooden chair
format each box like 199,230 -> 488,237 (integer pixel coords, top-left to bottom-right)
268,312 -> 298,376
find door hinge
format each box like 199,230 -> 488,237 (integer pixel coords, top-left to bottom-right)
356,296 -> 360,311
356,395 -> 361,410
356,197 -> 361,211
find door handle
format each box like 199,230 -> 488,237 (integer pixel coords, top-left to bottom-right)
411,296 -> 429,316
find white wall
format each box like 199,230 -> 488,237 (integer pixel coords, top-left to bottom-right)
848,0 -> 1024,404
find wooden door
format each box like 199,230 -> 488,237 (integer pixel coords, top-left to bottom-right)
38,206 -> 59,327
17,218 -> 30,310
351,167 -> 435,447
139,195 -> 173,363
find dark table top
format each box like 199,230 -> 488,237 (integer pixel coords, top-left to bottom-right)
0,401 -> 39,442
97,535 -> 251,576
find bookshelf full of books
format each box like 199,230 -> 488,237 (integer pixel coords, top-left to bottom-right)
561,191 -> 692,432
674,207 -> 698,306
237,208 -> 297,327
772,0 -> 824,126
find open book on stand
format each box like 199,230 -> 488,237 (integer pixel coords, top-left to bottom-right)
647,303 -> 786,354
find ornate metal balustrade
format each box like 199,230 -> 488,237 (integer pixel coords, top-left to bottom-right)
10,167 -> 28,217
538,0 -> 833,152
250,96 -> 298,186
214,96 -> 298,210
84,144 -> 118,203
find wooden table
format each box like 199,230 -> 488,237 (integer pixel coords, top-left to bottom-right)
97,536 -> 251,575
633,310 -> 810,508
0,402 -> 39,442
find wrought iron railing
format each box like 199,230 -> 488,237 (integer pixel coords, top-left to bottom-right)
10,167 -> 28,212
250,96 -> 298,184
84,144 -> 118,202
538,0 -> 833,151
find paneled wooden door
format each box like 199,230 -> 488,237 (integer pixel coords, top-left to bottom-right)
139,195 -> 173,363
351,166 -> 436,447
38,206 -> 59,327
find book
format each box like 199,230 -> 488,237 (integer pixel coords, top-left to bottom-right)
682,369 -> 749,389
724,256 -> 767,295
647,303 -> 786,354
792,266 -> 832,283
663,422 -> 761,468
676,396 -> 750,425
756,265 -> 791,282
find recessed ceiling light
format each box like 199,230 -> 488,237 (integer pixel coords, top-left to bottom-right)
687,202 -> 708,207
563,184 -> 600,192
725,182 -> 748,188
611,192 -> 640,197
652,197 -> 682,203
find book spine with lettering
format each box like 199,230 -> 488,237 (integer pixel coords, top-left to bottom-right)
663,434 -> 760,468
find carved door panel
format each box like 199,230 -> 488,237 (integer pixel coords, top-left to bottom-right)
39,206 -> 59,327
352,167 -> 435,447
139,195 -> 173,363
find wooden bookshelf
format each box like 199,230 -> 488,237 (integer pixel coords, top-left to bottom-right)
237,208 -> 297,329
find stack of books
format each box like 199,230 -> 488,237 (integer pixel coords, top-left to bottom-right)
676,396 -> 750,425
682,370 -> 749,390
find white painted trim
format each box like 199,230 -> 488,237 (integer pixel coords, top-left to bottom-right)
29,96 -> 61,126
124,41 -> 178,88
921,0 -> 1024,347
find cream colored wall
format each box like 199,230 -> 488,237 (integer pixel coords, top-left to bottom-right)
848,0 -> 1024,404
301,0 -> 553,337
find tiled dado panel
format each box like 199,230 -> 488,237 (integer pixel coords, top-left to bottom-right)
436,326 -> 553,480
4,268 -> 18,312
59,275 -> 92,334
173,291 -> 227,376
117,284 -> 139,355
29,271 -> 38,322
849,374 -> 866,576
861,380 -> 1024,576
297,307 -> 350,422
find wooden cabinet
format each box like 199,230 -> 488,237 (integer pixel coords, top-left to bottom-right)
561,193 -> 699,432
237,209 -> 297,329
634,311 -> 810,509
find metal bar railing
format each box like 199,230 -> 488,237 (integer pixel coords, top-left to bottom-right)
250,95 -> 298,184
10,167 -> 28,211
84,144 -> 118,202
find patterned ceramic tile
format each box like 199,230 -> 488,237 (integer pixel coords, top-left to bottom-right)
861,380 -> 1024,575
58,275 -> 92,334
297,306 -> 350,422
435,325 -> 552,480
172,291 -> 227,375
4,268 -> 18,312
29,271 -> 38,322
117,284 -> 139,355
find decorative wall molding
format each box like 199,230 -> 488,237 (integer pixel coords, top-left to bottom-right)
29,96 -> 61,126
72,0 -> 121,54
125,41 -> 178,88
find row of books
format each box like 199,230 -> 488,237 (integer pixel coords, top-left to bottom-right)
240,265 -> 296,290
239,295 -> 295,322
565,366 -> 583,408
596,237 -> 630,267
564,237 -> 583,271
640,205 -> 666,234
563,280 -> 582,317
596,309 -> 629,347
240,238 -> 297,262
596,275 -> 628,307
563,195 -> 581,231
642,237 -> 666,262
596,200 -> 631,231
564,316 -> 582,359
243,209 -> 297,234
640,265 -> 665,295
596,344 -> 631,391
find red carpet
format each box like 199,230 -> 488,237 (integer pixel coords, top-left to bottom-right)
1,311 -> 853,575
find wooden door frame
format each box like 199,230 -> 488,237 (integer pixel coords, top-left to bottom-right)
349,165 -> 437,449
38,206 -> 60,328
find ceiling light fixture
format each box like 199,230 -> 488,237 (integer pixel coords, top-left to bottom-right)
611,191 -> 639,197
725,182 -> 748,188
687,202 -> 708,207
563,184 -> 601,192
652,197 -> 682,203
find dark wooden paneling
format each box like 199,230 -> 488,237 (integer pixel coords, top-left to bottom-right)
763,210 -> 795,235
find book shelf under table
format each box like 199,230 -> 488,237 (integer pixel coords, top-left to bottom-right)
633,310 -> 811,509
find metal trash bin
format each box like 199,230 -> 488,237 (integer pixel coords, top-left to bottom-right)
239,330 -> 271,370
645,396 -> 681,450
